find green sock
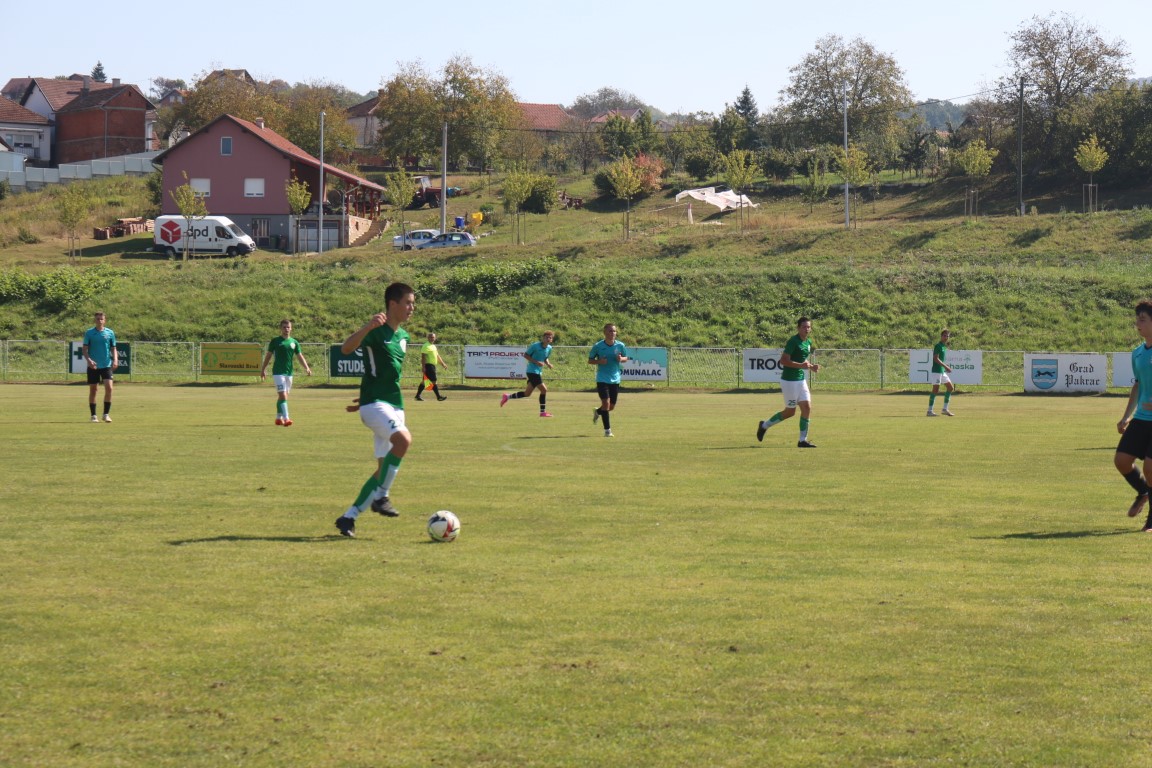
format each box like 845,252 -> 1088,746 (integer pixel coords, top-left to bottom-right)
799,417 -> 810,441
378,453 -> 403,498
351,474 -> 380,512
928,394 -> 936,409
943,393 -> 951,406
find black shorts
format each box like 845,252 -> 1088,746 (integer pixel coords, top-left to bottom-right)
1118,418 -> 1152,459
423,363 -> 438,383
87,367 -> 113,385
596,382 -> 620,405
526,372 -> 543,387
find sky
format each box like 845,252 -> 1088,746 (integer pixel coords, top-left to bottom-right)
6,1 -> 1151,115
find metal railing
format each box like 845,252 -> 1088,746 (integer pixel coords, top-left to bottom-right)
0,340 -> 1130,391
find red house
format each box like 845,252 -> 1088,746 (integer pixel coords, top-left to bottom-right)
153,114 -> 386,250
54,83 -> 151,164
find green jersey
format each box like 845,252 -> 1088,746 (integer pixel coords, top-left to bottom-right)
268,336 -> 301,376
359,324 -> 409,408
781,334 -> 812,382
931,342 -> 948,374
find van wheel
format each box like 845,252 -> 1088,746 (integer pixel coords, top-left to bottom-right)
226,247 -> 238,257
164,246 -> 177,258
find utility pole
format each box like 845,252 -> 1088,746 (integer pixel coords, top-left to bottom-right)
440,122 -> 448,233
843,84 -> 850,230
319,110 -> 325,254
1017,77 -> 1025,216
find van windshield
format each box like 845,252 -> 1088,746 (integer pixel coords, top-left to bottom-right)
227,224 -> 245,237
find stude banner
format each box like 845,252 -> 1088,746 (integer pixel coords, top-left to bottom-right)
1024,353 -> 1107,393
908,349 -> 983,385
329,345 -> 366,378
742,349 -> 786,383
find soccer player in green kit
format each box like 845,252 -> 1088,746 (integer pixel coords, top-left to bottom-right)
756,316 -> 820,448
335,283 -> 416,538
260,319 -> 312,426
926,329 -> 955,416
1114,299 -> 1152,529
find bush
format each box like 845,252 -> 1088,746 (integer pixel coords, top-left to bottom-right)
16,226 -> 39,244
523,176 -> 557,215
0,265 -> 116,311
0,178 -> 10,201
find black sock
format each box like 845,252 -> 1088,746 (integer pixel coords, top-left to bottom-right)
103,402 -> 111,415
433,385 -> 441,397
539,394 -> 546,411
602,411 -> 611,430
416,385 -> 425,397
90,403 -> 96,416
1125,469 -> 1149,495
511,392 -> 526,399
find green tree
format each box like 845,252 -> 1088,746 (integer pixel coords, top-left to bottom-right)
566,86 -> 646,120
711,107 -> 747,154
604,157 -> 643,241
954,139 -> 999,216
1074,133 -> 1108,185
375,62 -> 440,165
800,157 -> 831,213
781,35 -> 912,153
178,71 -> 286,132
278,82 -> 358,163
835,143 -> 872,226
996,12 -> 1130,173
722,149 -> 761,234
56,184 -> 91,259
437,55 -> 520,171
502,170 -> 533,245
285,176 -> 312,254
599,114 -> 639,159
563,117 -> 603,175
169,172 -> 209,261
91,61 -> 107,83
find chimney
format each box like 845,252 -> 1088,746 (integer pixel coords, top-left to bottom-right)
255,117 -> 265,130
82,76 -> 91,93
112,78 -> 121,86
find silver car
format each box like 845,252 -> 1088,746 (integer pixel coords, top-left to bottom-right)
413,232 -> 478,250
392,228 -> 440,250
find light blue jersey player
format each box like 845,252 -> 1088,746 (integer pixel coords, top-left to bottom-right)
589,323 -> 628,437
1115,299 -> 1152,529
501,331 -> 555,416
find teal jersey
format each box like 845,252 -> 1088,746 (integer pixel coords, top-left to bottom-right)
931,342 -> 948,374
781,334 -> 812,382
359,324 -> 410,408
83,326 -> 117,369
268,336 -> 301,376
589,339 -> 628,384
524,341 -> 552,375
1132,343 -> 1152,421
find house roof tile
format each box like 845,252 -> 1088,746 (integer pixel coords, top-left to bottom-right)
518,103 -> 572,131
0,95 -> 50,125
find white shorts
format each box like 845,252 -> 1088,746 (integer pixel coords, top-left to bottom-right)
359,401 -> 408,458
929,372 -> 952,387
780,379 -> 811,408
273,374 -> 292,394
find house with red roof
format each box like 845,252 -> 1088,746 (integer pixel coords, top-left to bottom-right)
153,114 -> 387,251
518,103 -> 573,135
0,96 -> 51,164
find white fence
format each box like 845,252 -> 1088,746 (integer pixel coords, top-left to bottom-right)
0,153 -> 159,192
0,341 -> 1130,390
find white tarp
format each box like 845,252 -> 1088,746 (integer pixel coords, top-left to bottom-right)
674,186 -> 759,211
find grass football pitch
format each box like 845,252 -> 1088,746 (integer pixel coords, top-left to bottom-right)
3,383 -> 1152,767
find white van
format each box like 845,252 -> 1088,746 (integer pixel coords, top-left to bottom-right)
153,215 -> 256,257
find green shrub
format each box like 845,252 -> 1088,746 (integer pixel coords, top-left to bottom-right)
16,226 -> 39,244
524,176 -> 557,215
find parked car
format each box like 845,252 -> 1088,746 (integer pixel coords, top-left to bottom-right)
413,232 -> 478,250
392,228 -> 440,250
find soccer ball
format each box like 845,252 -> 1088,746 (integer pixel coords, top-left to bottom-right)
427,510 -> 460,543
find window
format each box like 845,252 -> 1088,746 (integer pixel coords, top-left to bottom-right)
220,137 -> 232,156
243,178 -> 265,198
190,178 -> 211,197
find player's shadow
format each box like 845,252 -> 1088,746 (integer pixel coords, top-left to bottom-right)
983,529 -> 1138,540
168,535 -> 336,545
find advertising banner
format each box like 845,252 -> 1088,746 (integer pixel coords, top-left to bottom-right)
200,343 -> 263,375
620,347 -> 668,382
330,345 -> 366,378
1113,352 -> 1135,388
464,346 -> 528,379
742,349 -> 786,383
908,349 -> 983,385
70,341 -> 131,374
1024,353 -> 1107,393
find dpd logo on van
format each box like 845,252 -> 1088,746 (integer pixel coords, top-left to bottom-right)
1030,358 -> 1058,390
159,220 -> 182,244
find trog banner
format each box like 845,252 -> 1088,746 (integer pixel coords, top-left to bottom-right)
742,349 -> 786,383
1024,353 -> 1107,393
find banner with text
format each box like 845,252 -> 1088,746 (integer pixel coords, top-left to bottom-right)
620,347 -> 668,382
464,346 -> 528,379
908,349 -> 983,385
69,341 -> 131,374
1113,352 -> 1135,388
329,345 -> 366,378
200,343 -> 263,375
1024,353 -> 1107,393
742,349 -> 786,383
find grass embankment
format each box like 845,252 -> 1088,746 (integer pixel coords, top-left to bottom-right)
2,174 -> 1152,350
